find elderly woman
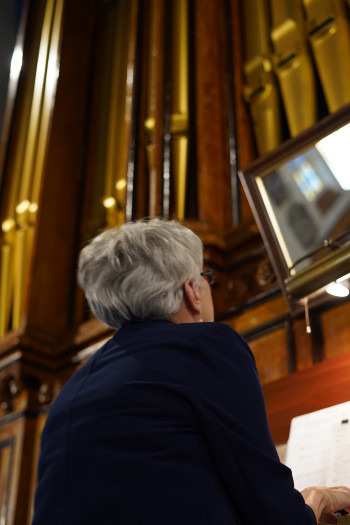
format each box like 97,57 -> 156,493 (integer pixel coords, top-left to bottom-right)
32,219 -> 350,525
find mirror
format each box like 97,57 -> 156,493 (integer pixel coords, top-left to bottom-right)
239,104 -> 350,315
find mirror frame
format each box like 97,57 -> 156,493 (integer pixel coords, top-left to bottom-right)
239,103 -> 350,315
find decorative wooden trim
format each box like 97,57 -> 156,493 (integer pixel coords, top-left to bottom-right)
216,287 -> 282,320
263,350 -> 350,444
0,436 -> 15,525
243,314 -> 295,374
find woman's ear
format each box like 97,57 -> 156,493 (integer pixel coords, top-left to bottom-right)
183,280 -> 201,316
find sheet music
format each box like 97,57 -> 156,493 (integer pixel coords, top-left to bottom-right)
285,401 -> 350,491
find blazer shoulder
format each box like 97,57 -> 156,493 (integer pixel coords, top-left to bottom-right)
198,321 -> 248,346
192,322 -> 256,366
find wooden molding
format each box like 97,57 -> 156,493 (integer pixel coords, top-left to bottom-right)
263,351 -> 350,445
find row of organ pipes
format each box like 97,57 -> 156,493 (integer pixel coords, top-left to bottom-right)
242,0 -> 350,155
1,0 -> 350,335
0,0 -> 190,336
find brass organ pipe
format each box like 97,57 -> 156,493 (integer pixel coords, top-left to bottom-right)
14,0 -> 62,330
12,224 -> 27,329
269,0 -> 317,136
303,0 -> 350,112
172,137 -> 188,220
116,0 -> 132,226
103,0 -> 137,227
242,0 -> 282,155
3,14 -> 44,247
12,0 -> 54,325
0,240 -> 13,336
144,0 -> 164,217
31,0 -> 64,209
18,0 -> 55,207
124,0 -> 139,223
6,48 -> 39,223
21,0 -> 64,330
0,27 -> 41,336
171,0 -> 188,117
104,4 -> 125,227
171,0 -> 189,220
243,0 -> 271,59
0,0 -> 63,335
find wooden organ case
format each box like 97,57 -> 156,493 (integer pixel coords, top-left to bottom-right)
0,1 -> 349,523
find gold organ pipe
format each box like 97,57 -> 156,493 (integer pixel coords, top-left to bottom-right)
103,5 -> 124,227
103,0 -> 137,227
144,0 -> 165,217
123,0 -> 138,223
172,137 -> 188,220
269,0 -> 317,136
0,0 -> 63,335
303,0 -> 350,112
31,0 -> 64,209
116,0 -> 133,226
18,0 -> 55,207
171,0 -> 189,220
242,0 -> 282,155
12,224 -> 27,329
6,44 -> 40,223
14,0 -> 62,330
171,0 -> 188,117
0,234 -> 14,336
25,0 -> 63,324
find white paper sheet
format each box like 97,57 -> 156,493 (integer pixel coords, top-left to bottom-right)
326,421 -> 350,486
285,401 -> 350,491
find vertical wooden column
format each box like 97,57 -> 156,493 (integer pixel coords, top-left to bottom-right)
193,0 -> 233,231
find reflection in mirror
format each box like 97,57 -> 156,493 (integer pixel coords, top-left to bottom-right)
257,123 -> 350,273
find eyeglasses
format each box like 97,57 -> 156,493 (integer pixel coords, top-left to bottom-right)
200,269 -> 215,286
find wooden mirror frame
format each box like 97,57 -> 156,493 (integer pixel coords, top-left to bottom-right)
239,103 -> 350,316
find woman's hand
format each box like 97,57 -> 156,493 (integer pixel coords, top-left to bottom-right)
301,486 -> 350,523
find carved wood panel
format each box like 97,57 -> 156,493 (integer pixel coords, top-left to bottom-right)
0,419 -> 25,525
0,436 -> 15,525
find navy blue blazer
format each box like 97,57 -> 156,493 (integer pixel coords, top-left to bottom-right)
32,321 -> 316,524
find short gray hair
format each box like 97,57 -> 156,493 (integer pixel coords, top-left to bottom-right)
77,218 -> 203,329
